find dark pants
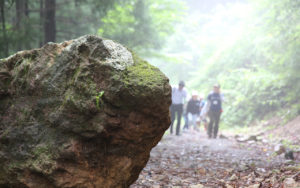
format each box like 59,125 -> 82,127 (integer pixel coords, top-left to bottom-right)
170,104 -> 183,135
208,111 -> 221,138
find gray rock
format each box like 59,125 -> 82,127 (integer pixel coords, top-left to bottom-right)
0,35 -> 171,188
229,174 -> 238,181
283,178 -> 299,187
274,144 -> 286,155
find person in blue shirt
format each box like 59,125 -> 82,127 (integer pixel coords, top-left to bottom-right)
206,84 -> 223,138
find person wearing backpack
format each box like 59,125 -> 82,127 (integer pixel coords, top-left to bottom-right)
170,81 -> 187,136
206,84 -> 223,138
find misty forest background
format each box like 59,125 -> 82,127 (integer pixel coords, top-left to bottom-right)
0,0 -> 299,130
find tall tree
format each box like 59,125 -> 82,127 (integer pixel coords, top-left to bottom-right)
40,0 -> 44,46
44,0 -> 56,43
15,0 -> 28,27
15,0 -> 29,50
0,0 -> 8,57
16,0 -> 23,29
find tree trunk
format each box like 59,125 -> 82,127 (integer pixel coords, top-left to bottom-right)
24,0 -> 29,16
39,0 -> 44,47
16,0 -> 23,29
44,0 -> 56,43
16,0 -> 29,50
15,0 -> 29,27
24,0 -> 30,49
0,0 -> 8,57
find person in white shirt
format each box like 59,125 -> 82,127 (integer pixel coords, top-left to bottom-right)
170,81 -> 187,136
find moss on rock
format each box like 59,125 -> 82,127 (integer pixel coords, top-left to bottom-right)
123,53 -> 166,88
0,35 -> 171,188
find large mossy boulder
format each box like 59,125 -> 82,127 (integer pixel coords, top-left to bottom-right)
0,35 -> 171,188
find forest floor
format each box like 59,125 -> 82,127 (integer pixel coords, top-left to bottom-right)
131,127 -> 300,188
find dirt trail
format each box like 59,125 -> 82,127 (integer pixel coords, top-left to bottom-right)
131,130 -> 300,188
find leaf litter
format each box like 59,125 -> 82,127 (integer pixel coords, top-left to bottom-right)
131,130 -> 300,188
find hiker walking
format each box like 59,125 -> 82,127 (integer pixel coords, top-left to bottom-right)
198,95 -> 207,131
183,107 -> 189,131
206,84 -> 223,138
200,102 -> 208,132
186,91 -> 201,131
170,81 -> 187,136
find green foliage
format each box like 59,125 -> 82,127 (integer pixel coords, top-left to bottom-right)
281,139 -> 300,150
0,0 -> 125,58
202,0 -> 300,127
95,91 -> 104,110
156,0 -> 300,127
98,0 -> 185,51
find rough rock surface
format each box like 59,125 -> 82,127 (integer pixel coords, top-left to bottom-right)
0,35 -> 171,188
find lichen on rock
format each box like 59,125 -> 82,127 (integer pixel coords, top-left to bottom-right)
0,35 -> 171,188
